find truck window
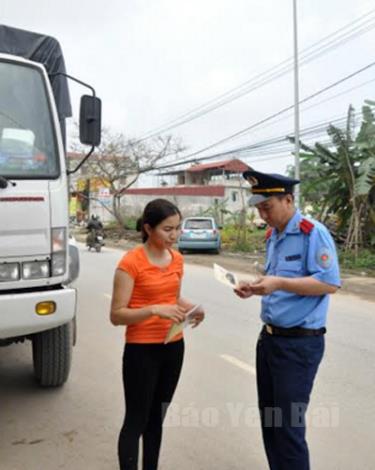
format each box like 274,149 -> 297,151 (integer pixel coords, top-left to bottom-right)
0,61 -> 59,178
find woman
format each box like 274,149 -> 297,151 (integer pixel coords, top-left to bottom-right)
110,198 -> 205,470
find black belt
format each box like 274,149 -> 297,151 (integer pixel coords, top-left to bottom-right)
263,324 -> 326,337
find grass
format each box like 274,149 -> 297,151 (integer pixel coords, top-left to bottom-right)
101,220 -> 375,276
220,225 -> 267,254
221,224 -> 375,275
104,216 -> 138,231
338,249 -> 375,275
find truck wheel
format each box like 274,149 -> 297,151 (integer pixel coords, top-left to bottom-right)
32,321 -> 73,387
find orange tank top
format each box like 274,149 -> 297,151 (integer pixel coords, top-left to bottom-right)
117,245 -> 184,344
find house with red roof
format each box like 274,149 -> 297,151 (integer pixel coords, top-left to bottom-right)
121,159 -> 253,222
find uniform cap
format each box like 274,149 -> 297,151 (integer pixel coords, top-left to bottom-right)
242,170 -> 300,206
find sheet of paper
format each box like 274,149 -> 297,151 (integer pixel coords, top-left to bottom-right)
164,304 -> 202,344
213,263 -> 239,289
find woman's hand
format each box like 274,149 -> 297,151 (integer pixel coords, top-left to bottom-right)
190,306 -> 205,328
153,304 -> 187,323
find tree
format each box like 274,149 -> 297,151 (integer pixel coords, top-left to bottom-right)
70,128 -> 184,226
290,104 -> 375,253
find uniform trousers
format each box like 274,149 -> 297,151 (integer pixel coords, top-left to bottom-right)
256,330 -> 324,470
118,339 -> 184,470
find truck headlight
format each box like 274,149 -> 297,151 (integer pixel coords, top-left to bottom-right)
22,261 -> 50,280
0,262 -> 20,282
51,227 -> 67,276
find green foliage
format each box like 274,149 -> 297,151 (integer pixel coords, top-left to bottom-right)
339,249 -> 375,273
122,216 -> 138,230
221,224 -> 266,253
293,102 -> 375,252
104,216 -> 138,230
355,155 -> 375,196
198,198 -> 230,224
103,220 -> 120,229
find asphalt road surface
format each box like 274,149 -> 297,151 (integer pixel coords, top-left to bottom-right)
0,244 -> 374,470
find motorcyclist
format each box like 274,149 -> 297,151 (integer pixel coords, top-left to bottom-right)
86,215 -> 104,249
87,214 -> 103,231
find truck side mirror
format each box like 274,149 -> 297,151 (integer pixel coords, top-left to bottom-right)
79,95 -> 102,147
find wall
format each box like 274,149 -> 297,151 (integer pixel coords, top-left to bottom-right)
121,187 -> 253,222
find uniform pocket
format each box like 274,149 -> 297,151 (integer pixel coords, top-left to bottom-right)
300,336 -> 325,367
276,259 -> 303,276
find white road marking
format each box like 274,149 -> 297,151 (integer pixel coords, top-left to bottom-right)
103,294 -> 255,377
220,354 -> 256,376
103,295 -> 256,376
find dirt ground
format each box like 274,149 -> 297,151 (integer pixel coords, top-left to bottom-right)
74,230 -> 375,303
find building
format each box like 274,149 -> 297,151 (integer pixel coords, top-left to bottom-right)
121,159 -> 253,223
67,151 -> 136,224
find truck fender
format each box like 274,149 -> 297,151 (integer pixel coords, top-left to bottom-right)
68,236 -> 80,283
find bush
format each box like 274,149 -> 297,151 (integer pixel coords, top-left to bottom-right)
221,224 -> 267,253
338,249 -> 375,274
104,217 -> 138,231
122,216 -> 138,230
104,220 -> 121,229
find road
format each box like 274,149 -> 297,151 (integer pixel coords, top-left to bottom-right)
0,244 -> 374,470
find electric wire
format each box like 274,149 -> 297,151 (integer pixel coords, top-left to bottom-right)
148,60 -> 375,172
135,9 -> 375,142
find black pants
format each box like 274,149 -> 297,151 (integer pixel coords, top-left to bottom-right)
118,340 -> 184,470
256,331 -> 324,470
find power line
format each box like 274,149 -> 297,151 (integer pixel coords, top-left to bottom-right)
151,114 -> 351,174
150,103 -> 362,174
158,113 -> 354,168
186,75 -> 375,153
213,118 -> 345,157
246,75 -> 375,141
225,112 -> 363,157
140,14 -> 375,139
149,60 -> 375,172
135,8 -> 375,142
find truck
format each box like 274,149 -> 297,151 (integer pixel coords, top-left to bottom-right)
0,25 -> 101,386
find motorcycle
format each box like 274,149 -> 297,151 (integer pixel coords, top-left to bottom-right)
86,229 -> 105,252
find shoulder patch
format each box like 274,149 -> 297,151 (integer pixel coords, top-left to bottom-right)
300,218 -> 314,234
265,227 -> 273,240
316,247 -> 333,269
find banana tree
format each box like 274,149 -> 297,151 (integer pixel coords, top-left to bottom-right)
294,104 -> 375,254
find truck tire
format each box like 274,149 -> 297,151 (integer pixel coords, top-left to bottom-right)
32,321 -> 73,387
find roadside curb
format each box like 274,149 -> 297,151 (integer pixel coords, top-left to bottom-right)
74,233 -> 375,302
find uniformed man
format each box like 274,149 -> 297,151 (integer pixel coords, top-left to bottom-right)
235,170 -> 341,470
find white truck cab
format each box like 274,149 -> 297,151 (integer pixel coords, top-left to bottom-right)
0,26 -> 101,386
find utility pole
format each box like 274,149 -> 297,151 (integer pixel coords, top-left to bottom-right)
293,0 -> 301,207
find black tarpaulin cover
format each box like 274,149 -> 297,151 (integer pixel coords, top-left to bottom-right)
0,24 -> 72,120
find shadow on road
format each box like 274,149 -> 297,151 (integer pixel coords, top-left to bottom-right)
0,343 -> 59,396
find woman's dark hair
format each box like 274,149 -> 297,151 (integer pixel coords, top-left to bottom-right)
136,199 -> 181,243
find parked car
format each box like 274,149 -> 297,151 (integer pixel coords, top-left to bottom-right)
178,217 -> 221,254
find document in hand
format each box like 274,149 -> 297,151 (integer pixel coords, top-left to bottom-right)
164,304 -> 202,344
213,263 -> 239,289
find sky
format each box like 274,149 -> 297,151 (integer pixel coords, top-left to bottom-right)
1,0 -> 375,183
